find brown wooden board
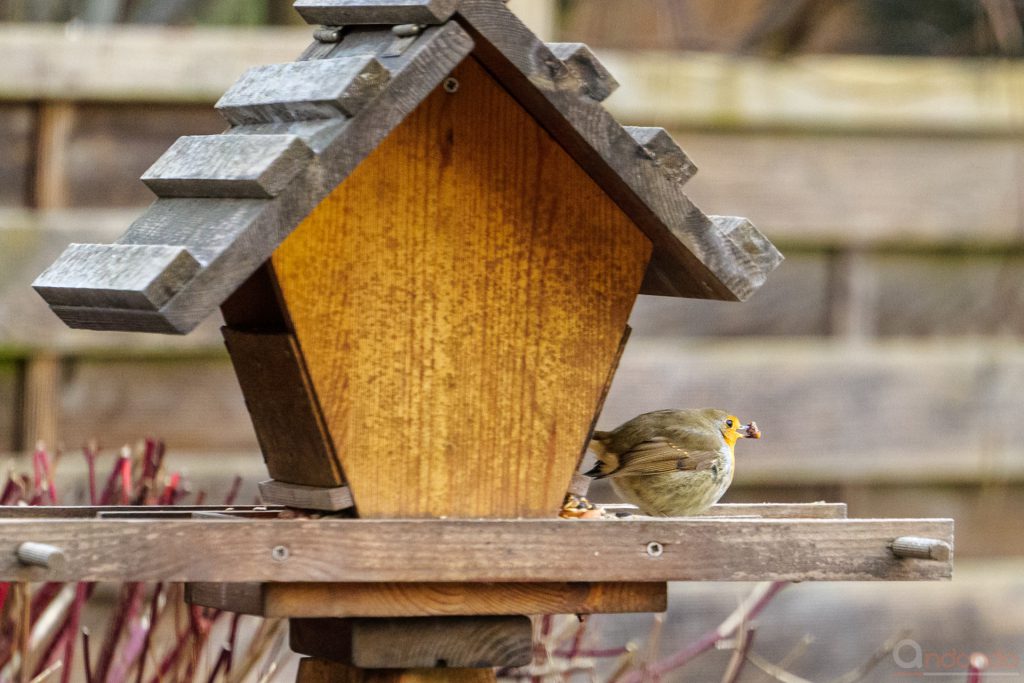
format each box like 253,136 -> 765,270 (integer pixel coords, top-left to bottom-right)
0,104 -> 32,207
0,517 -> 952,582
222,330 -> 342,487
60,104 -> 225,208
290,616 -> 533,668
271,57 -> 651,517
297,659 -> 495,683
678,132 -> 1023,246
185,581 -> 668,617
58,356 -> 258,452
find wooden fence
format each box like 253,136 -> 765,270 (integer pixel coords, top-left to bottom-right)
1,24 -> 1022,557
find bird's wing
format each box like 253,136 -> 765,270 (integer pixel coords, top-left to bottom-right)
605,439 -> 720,478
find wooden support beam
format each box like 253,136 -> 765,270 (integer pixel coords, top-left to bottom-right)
297,658 -> 495,683
0,517 -> 953,582
290,616 -> 532,668
185,581 -> 667,617
221,329 -> 343,487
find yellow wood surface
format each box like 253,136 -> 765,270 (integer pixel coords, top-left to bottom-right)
297,659 -> 495,683
271,56 -> 651,517
186,581 -> 667,617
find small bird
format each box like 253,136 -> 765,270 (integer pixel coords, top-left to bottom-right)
585,408 -> 760,516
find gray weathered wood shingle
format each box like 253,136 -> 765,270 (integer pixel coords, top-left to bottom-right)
34,0 -> 783,334
141,134 -> 314,199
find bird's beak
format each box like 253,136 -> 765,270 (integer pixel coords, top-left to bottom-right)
739,422 -> 761,439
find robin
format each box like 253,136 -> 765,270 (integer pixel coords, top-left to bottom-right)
585,408 -> 760,516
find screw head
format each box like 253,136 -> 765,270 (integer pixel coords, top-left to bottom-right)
646,541 -> 664,558
271,545 -> 290,562
443,77 -> 460,94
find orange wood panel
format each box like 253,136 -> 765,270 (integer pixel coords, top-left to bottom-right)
271,56 -> 651,517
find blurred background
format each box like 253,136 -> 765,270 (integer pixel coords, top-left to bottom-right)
0,0 -> 1022,680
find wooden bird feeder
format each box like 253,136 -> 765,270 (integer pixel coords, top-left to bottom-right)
24,1 -> 952,680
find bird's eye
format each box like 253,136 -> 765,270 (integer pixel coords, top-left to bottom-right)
725,419 -> 734,428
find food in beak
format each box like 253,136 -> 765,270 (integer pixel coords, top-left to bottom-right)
742,422 -> 761,439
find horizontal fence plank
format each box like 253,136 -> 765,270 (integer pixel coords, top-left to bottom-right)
0,517 -> 952,582
599,50 -> 1024,135
0,25 -> 1019,137
59,357 -> 256,452
602,341 -> 1024,484
677,132 -> 1024,246
0,26 -> 310,102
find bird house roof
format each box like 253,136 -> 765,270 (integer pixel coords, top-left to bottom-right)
33,0 -> 783,334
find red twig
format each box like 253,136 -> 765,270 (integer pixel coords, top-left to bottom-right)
968,652 -> 988,683
134,584 -> 163,683
83,443 -> 99,505
94,582 -> 144,683
82,628 -> 94,683
59,583 -> 90,683
223,476 -> 243,507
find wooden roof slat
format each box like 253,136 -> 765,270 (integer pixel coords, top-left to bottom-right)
0,517 -> 953,582
625,126 -> 698,186
294,0 -> 459,26
141,134 -> 314,199
215,55 -> 392,125
33,243 -> 200,312
545,42 -> 619,102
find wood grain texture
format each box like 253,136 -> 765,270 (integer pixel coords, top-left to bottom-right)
34,244 -> 200,311
271,56 -> 649,517
456,0 -> 782,301
545,42 -> 619,102
0,518 -> 953,582
222,329 -> 342,486
258,480 -> 353,509
185,581 -> 667,617
215,56 -> 392,125
290,616 -> 533,668
294,0 -> 459,25
141,134 -> 314,199
297,658 -> 495,683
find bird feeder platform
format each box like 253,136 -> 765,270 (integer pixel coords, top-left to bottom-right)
24,0 -> 954,680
